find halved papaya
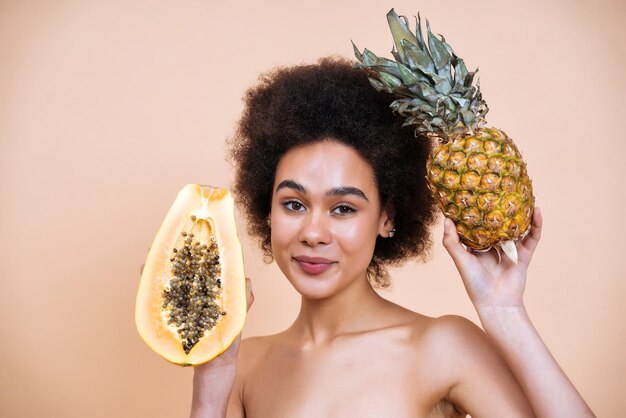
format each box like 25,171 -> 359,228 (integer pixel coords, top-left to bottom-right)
135,184 -> 246,366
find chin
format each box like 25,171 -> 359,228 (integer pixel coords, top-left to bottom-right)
290,277 -> 340,300
281,261 -> 343,300
293,269 -> 366,301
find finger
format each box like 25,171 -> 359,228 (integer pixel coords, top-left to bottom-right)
521,207 -> 543,257
442,218 -> 468,258
245,277 -> 255,312
442,218 -> 474,270
140,247 -> 151,276
197,334 -> 242,368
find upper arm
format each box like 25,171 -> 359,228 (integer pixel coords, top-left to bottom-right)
226,375 -> 245,418
429,315 -> 535,418
226,336 -> 264,418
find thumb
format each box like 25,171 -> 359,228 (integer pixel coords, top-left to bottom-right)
245,277 -> 255,312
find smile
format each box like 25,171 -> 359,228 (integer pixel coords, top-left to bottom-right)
293,256 -> 336,275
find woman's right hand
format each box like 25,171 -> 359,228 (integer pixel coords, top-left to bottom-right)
190,277 -> 254,418
195,276 -> 255,369
139,262 -> 255,367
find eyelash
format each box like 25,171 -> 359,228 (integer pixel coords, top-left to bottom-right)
332,204 -> 356,215
281,200 -> 357,215
282,200 -> 305,212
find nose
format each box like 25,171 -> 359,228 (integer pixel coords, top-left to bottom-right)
298,211 -> 331,247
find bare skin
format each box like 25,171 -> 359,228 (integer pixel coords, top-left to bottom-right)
228,305 -> 533,417
224,140 -> 532,418
191,139 -> 595,418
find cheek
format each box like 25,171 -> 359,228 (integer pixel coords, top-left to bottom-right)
269,215 -> 297,254
334,219 -> 378,260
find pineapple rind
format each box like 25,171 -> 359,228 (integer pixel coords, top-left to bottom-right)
427,128 -> 534,250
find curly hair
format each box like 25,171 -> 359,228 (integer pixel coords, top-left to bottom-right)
229,56 -> 438,288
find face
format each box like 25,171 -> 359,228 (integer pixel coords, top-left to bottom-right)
269,139 -> 394,299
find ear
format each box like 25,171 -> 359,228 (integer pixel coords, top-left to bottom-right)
378,204 -> 395,238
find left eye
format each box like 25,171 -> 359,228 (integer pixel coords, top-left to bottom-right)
332,205 -> 356,215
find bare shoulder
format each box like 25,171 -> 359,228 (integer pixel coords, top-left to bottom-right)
420,314 -> 489,350
228,333 -> 281,415
418,314 -> 534,417
398,314 -> 489,388
389,310 -> 484,350
240,334 -> 275,353
417,315 -> 511,388
236,333 -> 281,372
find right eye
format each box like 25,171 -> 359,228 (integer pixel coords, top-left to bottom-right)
282,200 -> 306,212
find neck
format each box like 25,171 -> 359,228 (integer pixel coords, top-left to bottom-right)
288,273 -> 388,346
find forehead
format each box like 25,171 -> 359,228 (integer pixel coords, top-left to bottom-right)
273,140 -> 378,194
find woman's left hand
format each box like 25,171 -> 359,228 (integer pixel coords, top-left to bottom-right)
442,207 -> 543,311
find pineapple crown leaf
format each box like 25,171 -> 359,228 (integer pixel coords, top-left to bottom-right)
386,9 -> 419,62
353,9 -> 489,141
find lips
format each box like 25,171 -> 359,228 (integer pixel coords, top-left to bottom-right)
293,255 -> 336,275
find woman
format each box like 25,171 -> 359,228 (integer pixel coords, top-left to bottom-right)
190,57 -> 594,417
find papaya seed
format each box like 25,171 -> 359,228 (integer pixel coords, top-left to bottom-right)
161,229 -> 224,354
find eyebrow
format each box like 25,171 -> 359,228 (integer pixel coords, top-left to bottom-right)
275,179 -> 369,202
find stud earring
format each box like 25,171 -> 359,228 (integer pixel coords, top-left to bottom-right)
388,228 -> 396,238
266,218 -> 271,227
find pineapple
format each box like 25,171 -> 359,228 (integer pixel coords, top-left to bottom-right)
353,9 -> 534,263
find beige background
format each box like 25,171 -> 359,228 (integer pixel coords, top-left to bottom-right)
1,0 -> 624,416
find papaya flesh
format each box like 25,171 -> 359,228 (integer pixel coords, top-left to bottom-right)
135,184 -> 246,366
